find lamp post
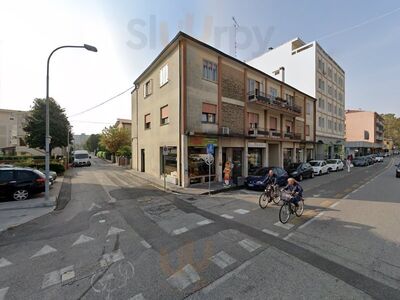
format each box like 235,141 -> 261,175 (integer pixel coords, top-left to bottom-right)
45,44 -> 97,201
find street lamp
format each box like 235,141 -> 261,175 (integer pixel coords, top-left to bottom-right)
45,44 -> 97,201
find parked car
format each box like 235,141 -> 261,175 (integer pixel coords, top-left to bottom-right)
326,159 -> 344,171
245,167 -> 289,190
309,160 -> 330,175
396,163 -> 400,178
38,169 -> 58,181
0,167 -> 46,201
73,150 -> 91,167
374,155 -> 384,162
1,164 -> 56,182
364,156 -> 374,165
286,163 -> 314,181
352,157 -> 368,167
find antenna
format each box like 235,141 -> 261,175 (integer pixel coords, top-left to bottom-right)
232,17 -> 239,58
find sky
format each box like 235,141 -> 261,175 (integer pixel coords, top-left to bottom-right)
1,0 -> 399,134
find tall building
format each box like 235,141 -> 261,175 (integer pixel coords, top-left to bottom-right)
73,133 -> 90,150
131,32 -> 316,187
345,110 -> 384,157
248,38 -> 345,159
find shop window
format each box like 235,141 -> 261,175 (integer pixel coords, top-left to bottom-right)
248,112 -> 259,129
160,147 -> 177,176
270,116 -> 277,131
248,148 -> 263,175
160,105 -> 169,125
202,103 -> 217,123
189,147 -> 215,184
144,114 -> 151,129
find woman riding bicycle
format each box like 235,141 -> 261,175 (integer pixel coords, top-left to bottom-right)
283,178 -> 303,207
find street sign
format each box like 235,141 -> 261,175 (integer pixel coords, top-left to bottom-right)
163,145 -> 169,156
207,143 -> 214,155
204,153 -> 214,166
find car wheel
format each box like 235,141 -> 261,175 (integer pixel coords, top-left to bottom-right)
319,171 -> 322,176
13,189 -> 29,201
311,172 -> 315,178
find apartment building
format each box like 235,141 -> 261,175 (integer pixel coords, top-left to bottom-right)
345,110 -> 384,157
248,38 -> 345,159
131,32 -> 316,187
0,109 -> 29,151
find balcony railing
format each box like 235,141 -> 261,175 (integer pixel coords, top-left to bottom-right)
247,127 -> 302,140
247,90 -> 302,114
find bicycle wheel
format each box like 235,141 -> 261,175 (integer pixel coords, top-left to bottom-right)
295,200 -> 304,217
259,192 -> 270,209
279,203 -> 291,224
272,192 -> 281,204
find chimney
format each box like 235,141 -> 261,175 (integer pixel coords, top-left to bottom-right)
279,67 -> 285,82
268,47 -> 273,51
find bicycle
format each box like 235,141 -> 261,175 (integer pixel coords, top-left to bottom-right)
279,191 -> 304,224
259,184 -> 281,208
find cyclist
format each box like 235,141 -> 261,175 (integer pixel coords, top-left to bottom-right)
283,178 -> 303,207
264,169 -> 277,188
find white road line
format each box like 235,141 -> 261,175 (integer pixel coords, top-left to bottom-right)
88,203 -> 101,211
283,233 -> 295,241
72,234 -> 95,246
238,239 -> 261,252
329,201 -> 341,208
42,265 -> 74,289
31,245 -> 57,258
100,249 -> 125,267
273,222 -> 294,230
61,270 -> 76,283
221,214 -> 234,219
209,251 -> 237,269
107,226 -> 125,236
129,293 -> 146,300
298,212 -> 324,230
0,258 -> 12,268
0,287 -> 9,300
344,225 -> 362,229
93,210 -> 110,217
233,209 -> 250,215
197,219 -> 214,226
167,264 -> 200,291
99,219 -> 106,223
262,229 -> 279,237
172,227 -> 188,235
140,240 -> 152,249
201,260 -> 252,294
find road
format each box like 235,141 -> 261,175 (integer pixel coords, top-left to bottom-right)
0,157 -> 399,299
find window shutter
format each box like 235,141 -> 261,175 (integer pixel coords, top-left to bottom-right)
270,117 -> 277,129
145,114 -> 151,123
202,103 -> 217,114
161,106 -> 169,119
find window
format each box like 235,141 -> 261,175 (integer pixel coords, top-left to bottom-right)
328,120 -> 333,130
144,79 -> 153,97
160,147 -> 177,176
248,112 -> 259,129
318,98 -> 325,110
327,66 -> 332,78
334,72 -> 338,83
318,58 -> 325,73
338,92 -> 343,102
334,105 -> 337,115
338,107 -> 343,117
285,94 -> 294,106
0,170 -> 13,182
339,123 -> 343,132
159,64 -> 168,86
285,120 -> 292,133
328,85 -> 333,96
160,105 -> 169,125
306,102 -> 311,115
202,60 -> 217,82
16,170 -> 35,181
270,87 -> 278,99
318,79 -> 325,91
334,122 -> 338,131
327,102 -> 332,113
248,79 -> 255,94
319,117 -> 325,128
144,114 -> 151,129
364,130 -> 369,140
270,116 -> 277,131
202,103 -> 217,123
306,125 -> 310,136
334,89 -> 337,99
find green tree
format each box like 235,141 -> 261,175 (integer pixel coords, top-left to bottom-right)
85,134 -> 101,153
23,98 -> 72,152
99,126 -> 130,162
381,114 -> 400,147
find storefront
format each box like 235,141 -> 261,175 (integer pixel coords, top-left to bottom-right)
188,136 -> 217,184
248,142 -> 265,175
283,148 -> 293,169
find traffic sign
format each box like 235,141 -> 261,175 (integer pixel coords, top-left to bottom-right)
207,143 -> 214,154
162,145 -> 169,156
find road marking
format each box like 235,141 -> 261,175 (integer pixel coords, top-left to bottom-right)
283,233 -> 295,240
129,293 -> 146,300
329,201 -> 341,209
262,229 -> 279,237
312,194 -> 321,197
344,225 -> 362,229
172,227 -> 188,235
167,264 -> 200,291
31,245 -> 57,258
298,212 -> 324,230
61,270 -> 75,283
107,226 -> 125,236
72,234 -> 95,246
273,222 -> 294,230
140,240 -> 152,249
344,188 -> 353,193
209,251 -> 237,269
0,287 -> 9,300
221,214 -> 234,219
197,219 -> 214,226
334,193 -> 344,198
233,209 -> 250,215
93,210 -> 110,217
100,249 -> 125,267
0,258 -> 12,268
320,200 -> 333,207
99,219 -> 106,223
238,239 -> 261,252
42,265 -> 74,289
200,260 -> 252,294
88,203 -> 101,211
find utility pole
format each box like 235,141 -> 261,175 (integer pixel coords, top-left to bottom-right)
232,17 -> 240,58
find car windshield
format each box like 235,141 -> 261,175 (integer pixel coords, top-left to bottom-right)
309,161 -> 320,166
75,154 -> 89,159
254,168 -> 268,176
326,160 -> 337,164
288,163 -> 301,170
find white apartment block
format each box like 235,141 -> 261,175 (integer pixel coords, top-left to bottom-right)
248,38 -> 345,159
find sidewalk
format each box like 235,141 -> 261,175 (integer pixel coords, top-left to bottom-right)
127,168 -> 243,195
0,177 -> 63,233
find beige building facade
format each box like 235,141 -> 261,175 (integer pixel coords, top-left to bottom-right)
132,32 -> 316,187
0,109 -> 29,151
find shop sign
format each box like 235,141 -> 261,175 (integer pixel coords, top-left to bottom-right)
248,142 -> 266,148
189,136 -> 218,147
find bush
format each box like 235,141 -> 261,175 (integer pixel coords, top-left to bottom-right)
29,163 -> 65,175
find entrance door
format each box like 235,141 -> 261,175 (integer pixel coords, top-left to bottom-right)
232,149 -> 243,183
141,149 -> 145,172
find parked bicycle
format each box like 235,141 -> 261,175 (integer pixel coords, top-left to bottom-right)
259,184 -> 281,208
279,191 -> 304,224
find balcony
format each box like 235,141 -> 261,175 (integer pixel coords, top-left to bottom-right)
247,91 -> 302,116
246,128 -> 302,141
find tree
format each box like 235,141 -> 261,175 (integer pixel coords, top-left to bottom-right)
99,126 -> 130,162
381,114 -> 400,147
23,98 -> 72,152
85,134 -> 101,153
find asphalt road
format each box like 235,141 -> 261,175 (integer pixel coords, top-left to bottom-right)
0,157 -> 398,299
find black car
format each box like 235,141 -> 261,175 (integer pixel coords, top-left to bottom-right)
396,163 -> 400,178
0,168 -> 46,201
245,167 -> 288,190
286,162 -> 314,181
352,157 -> 368,167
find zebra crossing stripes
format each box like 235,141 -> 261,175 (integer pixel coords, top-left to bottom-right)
167,264 -> 200,290
238,239 -> 261,253
209,251 -> 237,269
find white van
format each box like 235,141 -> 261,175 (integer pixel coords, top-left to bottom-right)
73,150 -> 91,167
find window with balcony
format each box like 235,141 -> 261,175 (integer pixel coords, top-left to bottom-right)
159,64 -> 169,86
270,87 -> 278,99
144,79 -> 153,97
270,116 -> 277,131
285,120 -> 292,133
248,112 -> 259,129
160,105 -> 169,125
247,79 -> 264,95
202,60 -> 218,82
144,114 -> 151,129
285,94 -> 294,106
201,103 -> 217,123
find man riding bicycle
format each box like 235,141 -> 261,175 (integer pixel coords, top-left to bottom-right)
264,170 -> 278,191
283,178 -> 303,207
